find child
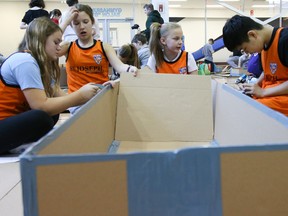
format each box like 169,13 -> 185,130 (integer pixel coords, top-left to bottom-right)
147,22 -> 197,74
59,4 -> 138,94
131,33 -> 150,68
0,17 -> 99,154
222,15 -> 288,116
20,0 -> 49,29
112,43 -> 140,80
50,9 -> 62,25
202,38 -> 215,72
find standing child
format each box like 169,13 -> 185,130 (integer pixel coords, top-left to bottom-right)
0,17 -> 99,154
222,15 -> 288,116
20,0 -> 49,29
202,38 -> 215,72
59,4 -> 138,94
147,22 -> 197,74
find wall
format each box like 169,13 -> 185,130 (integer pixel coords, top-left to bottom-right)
0,2 -> 144,57
0,1 -> 287,62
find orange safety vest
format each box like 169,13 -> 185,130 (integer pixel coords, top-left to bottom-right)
0,77 -> 30,120
66,40 -> 110,93
156,51 -> 188,74
258,28 -> 288,116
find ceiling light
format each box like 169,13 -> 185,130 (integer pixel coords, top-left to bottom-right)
252,4 -> 275,8
168,0 -> 187,2
207,5 -> 224,8
169,4 -> 182,8
266,0 -> 288,2
218,0 -> 240,2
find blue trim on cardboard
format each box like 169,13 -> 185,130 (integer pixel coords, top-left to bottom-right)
20,143 -> 288,216
126,148 -> 222,216
222,84 -> 288,127
20,156 -> 39,216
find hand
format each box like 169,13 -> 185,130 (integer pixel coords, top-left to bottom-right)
128,66 -> 138,77
103,80 -> 119,88
78,83 -> 100,101
59,7 -> 79,32
242,83 -> 264,98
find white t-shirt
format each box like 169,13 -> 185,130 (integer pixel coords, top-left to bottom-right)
59,9 -> 100,42
1,52 -> 44,90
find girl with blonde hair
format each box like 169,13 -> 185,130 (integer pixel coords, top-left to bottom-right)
0,17 -> 99,154
147,22 -> 197,74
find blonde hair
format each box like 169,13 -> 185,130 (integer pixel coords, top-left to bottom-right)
24,17 -> 62,97
149,22 -> 182,67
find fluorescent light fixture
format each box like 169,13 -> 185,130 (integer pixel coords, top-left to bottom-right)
266,0 -> 288,2
169,4 -> 182,8
252,4 -> 275,8
207,5 -> 224,8
168,0 -> 187,2
218,0 -> 240,2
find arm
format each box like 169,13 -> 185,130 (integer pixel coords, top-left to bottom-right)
59,7 -> 78,33
242,72 -> 288,98
20,22 -> 28,29
58,40 -> 71,57
103,43 -> 138,75
23,83 -> 100,116
187,52 -> 198,75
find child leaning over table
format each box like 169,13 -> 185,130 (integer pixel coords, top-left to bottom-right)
222,15 -> 288,116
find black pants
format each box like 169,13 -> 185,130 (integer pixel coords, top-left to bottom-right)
0,110 -> 58,154
204,59 -> 215,72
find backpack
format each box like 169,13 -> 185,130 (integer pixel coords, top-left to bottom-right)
198,63 -> 211,75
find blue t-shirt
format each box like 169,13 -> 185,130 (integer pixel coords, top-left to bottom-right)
1,52 -> 44,90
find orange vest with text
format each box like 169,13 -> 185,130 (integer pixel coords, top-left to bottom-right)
259,27 -> 288,116
66,40 -> 110,93
156,51 -> 188,74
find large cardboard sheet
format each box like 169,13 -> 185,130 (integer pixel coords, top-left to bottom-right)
214,83 -> 288,145
116,73 -> 213,142
221,150 -> 288,215
36,160 -> 128,216
37,85 -> 118,155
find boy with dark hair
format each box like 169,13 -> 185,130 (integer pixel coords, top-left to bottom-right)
222,15 -> 288,116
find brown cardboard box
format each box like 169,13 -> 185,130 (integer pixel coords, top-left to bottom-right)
19,72 -> 288,216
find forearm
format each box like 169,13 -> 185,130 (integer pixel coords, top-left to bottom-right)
43,92 -> 87,116
25,89 -> 86,116
262,81 -> 288,97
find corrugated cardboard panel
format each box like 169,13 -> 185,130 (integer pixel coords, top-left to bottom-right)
116,73 -> 213,142
38,86 -> 118,155
221,150 -> 288,216
36,160 -> 128,216
214,83 -> 288,145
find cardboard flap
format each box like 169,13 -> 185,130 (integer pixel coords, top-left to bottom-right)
115,73 -> 213,142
